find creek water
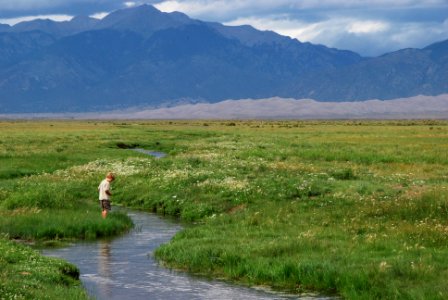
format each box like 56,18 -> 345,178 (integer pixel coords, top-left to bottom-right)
131,148 -> 167,158
42,210 -> 329,300
42,150 -> 330,299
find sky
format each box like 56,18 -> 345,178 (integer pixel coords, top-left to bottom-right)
0,0 -> 447,57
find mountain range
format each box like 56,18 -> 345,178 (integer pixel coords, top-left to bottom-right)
0,4 -> 447,113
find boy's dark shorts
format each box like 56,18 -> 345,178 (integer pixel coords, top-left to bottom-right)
100,200 -> 111,211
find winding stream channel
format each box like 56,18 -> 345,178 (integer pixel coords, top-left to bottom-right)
42,149 -> 331,299
43,210 -> 331,300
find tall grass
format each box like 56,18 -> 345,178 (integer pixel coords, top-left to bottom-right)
0,237 -> 88,299
1,120 -> 447,299
0,209 -> 132,240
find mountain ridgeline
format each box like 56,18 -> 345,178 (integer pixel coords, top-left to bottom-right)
0,4 -> 446,113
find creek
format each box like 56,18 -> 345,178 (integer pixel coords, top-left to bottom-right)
41,210 -> 327,300
42,149 -> 329,299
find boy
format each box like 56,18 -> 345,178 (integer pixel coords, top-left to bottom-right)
98,172 -> 115,218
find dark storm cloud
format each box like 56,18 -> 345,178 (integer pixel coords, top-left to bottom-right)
0,0 -> 447,56
0,0 -> 158,18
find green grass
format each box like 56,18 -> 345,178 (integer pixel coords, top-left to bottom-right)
1,120 -> 448,299
0,209 -> 132,240
0,237 -> 87,299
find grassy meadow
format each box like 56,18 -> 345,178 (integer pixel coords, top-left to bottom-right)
0,120 -> 447,299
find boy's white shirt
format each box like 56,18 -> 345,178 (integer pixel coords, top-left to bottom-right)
98,179 -> 111,200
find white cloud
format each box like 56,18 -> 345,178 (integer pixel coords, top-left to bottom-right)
154,0 -> 291,20
288,0 -> 447,9
226,17 -> 390,41
347,21 -> 389,34
124,1 -> 137,7
225,16 -> 323,41
90,12 -> 110,19
154,0 -> 235,18
386,19 -> 448,46
225,15 -> 448,55
0,14 -> 72,25
154,0 -> 448,19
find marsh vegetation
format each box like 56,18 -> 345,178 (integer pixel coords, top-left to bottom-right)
0,120 -> 447,299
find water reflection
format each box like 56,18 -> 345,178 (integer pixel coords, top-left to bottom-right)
43,210 -> 331,300
98,240 -> 112,299
131,148 -> 166,158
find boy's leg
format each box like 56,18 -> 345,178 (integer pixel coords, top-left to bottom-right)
101,200 -> 111,218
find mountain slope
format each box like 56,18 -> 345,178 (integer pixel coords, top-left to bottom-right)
0,4 -> 446,113
0,31 -> 56,67
290,43 -> 448,101
0,24 -> 10,31
10,16 -> 99,37
94,4 -> 195,36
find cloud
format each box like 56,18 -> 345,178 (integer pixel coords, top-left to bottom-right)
224,16 -> 320,41
0,0 -> 97,12
0,0 -> 57,10
225,14 -> 448,56
0,0 -> 446,56
154,0 -> 297,20
90,12 -> 109,19
347,21 -> 389,34
152,0 -> 448,55
0,0 -> 115,10
0,0 -> 160,18
124,1 -> 137,7
154,0 -> 448,20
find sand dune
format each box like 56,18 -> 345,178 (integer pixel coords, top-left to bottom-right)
1,94 -> 447,119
